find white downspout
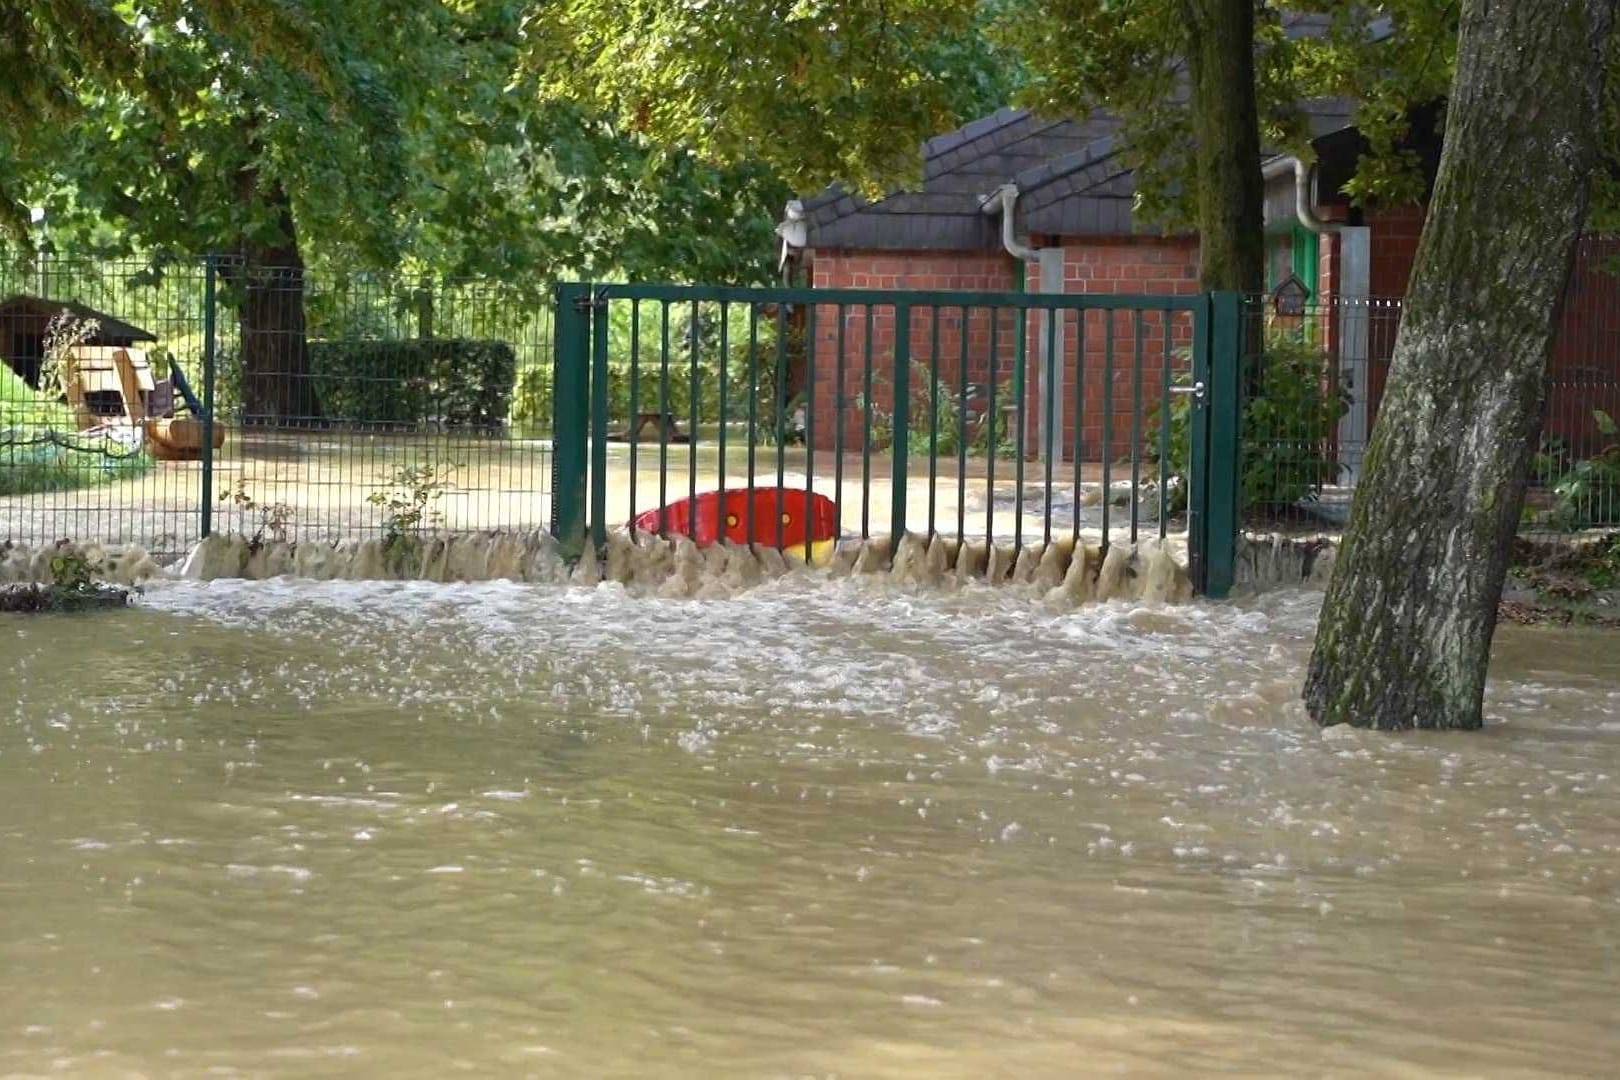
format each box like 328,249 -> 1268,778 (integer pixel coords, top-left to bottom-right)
776,199 -> 807,285
982,185 -> 1062,469
1261,156 -> 1370,485
1261,156 -> 1334,235
987,184 -> 1040,261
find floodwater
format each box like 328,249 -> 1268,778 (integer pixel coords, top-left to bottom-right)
2,578 -> 1617,1077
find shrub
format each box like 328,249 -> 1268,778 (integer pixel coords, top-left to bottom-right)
1156,330 -> 1351,510
1544,410 -> 1620,528
1,367 -> 152,497
310,339 -> 516,429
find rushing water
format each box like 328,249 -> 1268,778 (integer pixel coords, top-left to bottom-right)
2,578 -> 1618,1077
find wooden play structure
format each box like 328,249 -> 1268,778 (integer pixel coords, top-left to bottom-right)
64,345 -> 225,461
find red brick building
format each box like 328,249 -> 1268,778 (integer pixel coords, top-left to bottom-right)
778,105 -> 1619,471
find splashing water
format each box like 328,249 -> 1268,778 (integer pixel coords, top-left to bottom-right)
1,575 -> 1617,1075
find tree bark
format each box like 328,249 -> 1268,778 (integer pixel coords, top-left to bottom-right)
1304,0 -> 1617,730
1182,0 -> 1265,294
237,179 -> 319,426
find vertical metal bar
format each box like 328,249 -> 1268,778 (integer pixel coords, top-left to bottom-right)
628,299 -> 640,533
658,302 -> 670,535
928,305 -> 940,537
834,304 -> 846,530
986,308 -> 999,545
1073,307 -> 1086,545
200,254 -> 218,538
1199,291 -> 1243,598
747,302 -> 760,547
804,301 -> 817,546
1130,309 -> 1144,545
1159,309 -> 1173,541
1042,301 -> 1057,547
861,305 -> 874,540
689,299 -> 700,513
717,302 -> 728,498
958,306 -> 969,542
1101,310 -> 1114,555
589,291 -> 610,554
775,302 -> 788,550
890,304 -> 910,551
550,283 -> 591,558
1013,300 -> 1027,554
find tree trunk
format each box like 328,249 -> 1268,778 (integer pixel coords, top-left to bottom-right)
238,180 -> 319,426
1304,0 -> 1617,730
1182,0 -> 1265,294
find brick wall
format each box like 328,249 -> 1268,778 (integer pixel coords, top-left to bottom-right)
804,239 -> 1200,462
1357,209 -> 1619,452
808,250 -> 1019,455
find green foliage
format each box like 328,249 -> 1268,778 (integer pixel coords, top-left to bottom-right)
523,0 -> 986,192
218,479 -> 294,548
512,302 -> 794,438
1,364 -> 72,431
309,339 -> 516,429
36,312 -> 99,402
47,546 -> 97,591
0,366 -> 151,496
367,462 -> 456,543
859,367 -> 1014,458
1157,331 -> 1350,510
1543,410 -> 1620,529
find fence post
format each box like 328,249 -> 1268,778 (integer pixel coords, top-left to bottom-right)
889,303 -> 910,552
589,289 -> 611,555
551,283 -> 591,561
200,253 -> 218,539
1194,290 -> 1243,598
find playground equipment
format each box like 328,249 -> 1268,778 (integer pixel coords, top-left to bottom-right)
65,346 -> 225,461
632,487 -> 840,562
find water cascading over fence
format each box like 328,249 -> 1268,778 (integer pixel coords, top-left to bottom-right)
18,253 -> 1612,598
549,283 -> 1244,596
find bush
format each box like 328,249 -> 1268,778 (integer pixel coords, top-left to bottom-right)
1,367 -> 152,496
1157,330 -> 1351,510
1543,410 -> 1620,528
513,304 -> 795,440
310,339 -> 516,428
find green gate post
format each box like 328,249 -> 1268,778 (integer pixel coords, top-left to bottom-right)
889,304 -> 910,552
552,283 -> 592,561
1193,290 -> 1243,598
589,289 -> 611,555
199,253 -> 218,538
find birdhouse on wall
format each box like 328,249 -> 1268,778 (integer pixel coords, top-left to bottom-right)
1271,273 -> 1310,317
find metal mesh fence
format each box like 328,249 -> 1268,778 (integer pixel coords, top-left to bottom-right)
1240,264 -> 1620,538
1,254 -> 554,560
1,256 -> 213,557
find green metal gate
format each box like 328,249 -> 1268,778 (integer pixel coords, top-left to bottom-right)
551,283 -> 1241,596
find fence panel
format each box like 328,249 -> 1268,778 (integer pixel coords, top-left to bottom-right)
1,255 -> 212,559
2,254 -> 555,561
1240,272 -> 1620,540
555,283 -> 1237,587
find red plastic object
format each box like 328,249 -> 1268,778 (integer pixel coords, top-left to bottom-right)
632,487 -> 839,548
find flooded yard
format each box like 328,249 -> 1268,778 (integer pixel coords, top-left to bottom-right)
2,578 -> 1617,1076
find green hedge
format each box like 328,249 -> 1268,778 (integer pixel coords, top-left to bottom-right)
311,339 -> 516,428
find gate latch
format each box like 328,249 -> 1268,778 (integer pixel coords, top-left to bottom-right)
1170,380 -> 1207,402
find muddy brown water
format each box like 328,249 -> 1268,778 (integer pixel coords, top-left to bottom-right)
2,579 -> 1617,1077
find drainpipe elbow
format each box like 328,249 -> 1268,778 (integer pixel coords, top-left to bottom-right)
983,183 -> 1040,261
1262,156 -> 1336,235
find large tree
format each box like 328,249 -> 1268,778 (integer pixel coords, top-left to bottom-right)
3,1 -> 796,424
1304,0 -> 1618,730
